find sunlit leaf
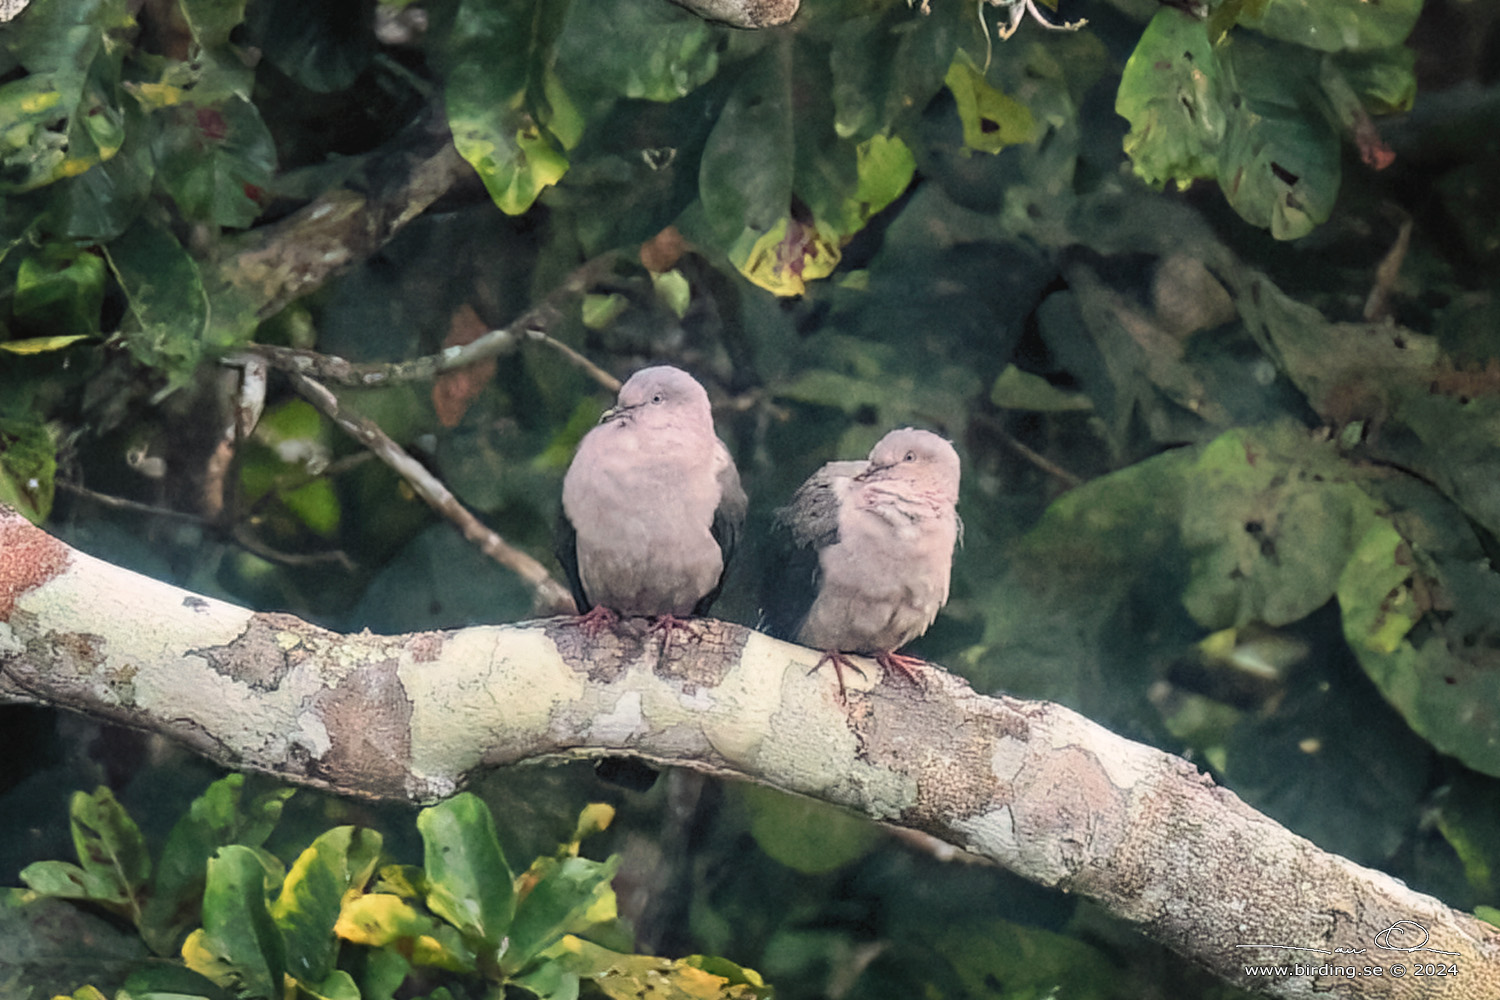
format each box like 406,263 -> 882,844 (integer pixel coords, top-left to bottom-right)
13,242 -> 103,338
0,334 -> 92,354
503,854 -> 621,975
944,56 -> 1037,155
334,893 -> 476,973
271,826 -> 383,985
441,0 -> 575,215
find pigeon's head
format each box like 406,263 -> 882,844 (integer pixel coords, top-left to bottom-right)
604,365 -> 714,432
862,428 -> 961,499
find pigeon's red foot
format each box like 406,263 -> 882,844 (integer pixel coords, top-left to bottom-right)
577,604 -> 620,639
876,650 -> 926,687
810,650 -> 867,702
648,614 -> 696,659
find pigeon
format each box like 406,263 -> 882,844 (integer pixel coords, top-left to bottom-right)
766,428 -> 961,696
558,365 -> 747,645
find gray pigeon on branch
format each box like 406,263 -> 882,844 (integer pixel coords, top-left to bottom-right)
558,365 -> 747,646
766,428 -> 962,696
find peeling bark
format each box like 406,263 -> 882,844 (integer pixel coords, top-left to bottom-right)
1,506 -> 1497,998
667,0 -> 798,29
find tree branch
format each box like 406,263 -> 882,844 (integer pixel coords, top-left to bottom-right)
1,506 -> 1496,998
282,372 -> 577,617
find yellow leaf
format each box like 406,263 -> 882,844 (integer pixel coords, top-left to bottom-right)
0,334 -> 92,354
128,81 -> 187,108
334,893 -> 419,946
729,218 -> 841,297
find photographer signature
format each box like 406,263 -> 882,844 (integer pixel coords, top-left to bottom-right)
1234,919 -> 1462,957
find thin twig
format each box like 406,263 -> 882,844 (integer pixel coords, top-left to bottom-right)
57,480 -> 358,570
230,251 -> 627,393
1363,209 -> 1413,323
285,371 -> 578,616
57,481 -> 210,524
980,416 -> 1085,488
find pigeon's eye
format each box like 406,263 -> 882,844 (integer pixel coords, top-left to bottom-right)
904,450 -> 917,462
651,393 -> 664,405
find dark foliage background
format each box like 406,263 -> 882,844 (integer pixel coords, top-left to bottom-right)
2,0 -> 1499,996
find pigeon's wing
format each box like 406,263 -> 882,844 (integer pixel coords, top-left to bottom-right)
693,441 -> 749,616
554,507 -> 591,614
759,460 -> 866,639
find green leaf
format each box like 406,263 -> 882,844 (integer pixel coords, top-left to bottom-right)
121,963 -> 235,1000
150,96 -> 275,228
353,945 -> 412,1000
0,416 -> 57,523
1180,426 -> 1377,629
502,854 -> 621,975
932,917 -> 1130,999
141,776 -> 295,956
13,242 -> 104,338
240,399 -> 342,538
556,0 -> 722,104
1339,523 -> 1500,778
69,786 -> 150,917
178,0 -> 250,50
542,935 -> 770,1000
0,0 -> 134,193
944,56 -> 1037,155
1117,9 -> 1226,189
1426,773 -> 1500,898
990,364 -> 1093,412
1331,47 -> 1417,115
105,217 -> 209,382
1215,39 -> 1339,240
739,784 -> 879,875
299,969 -> 361,1000
699,43 -> 793,242
246,0 -> 373,93
15,860 -> 96,899
441,0 -> 575,215
830,12 -> 903,143
417,793 -> 515,952
48,99 -> 155,241
271,826 -> 383,986
1238,0 -> 1422,53
185,845 -> 287,1000
822,132 -> 915,238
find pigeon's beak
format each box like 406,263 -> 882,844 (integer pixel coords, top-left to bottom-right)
600,402 -> 640,424
854,461 -> 892,482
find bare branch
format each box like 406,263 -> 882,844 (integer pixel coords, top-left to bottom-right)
230,252 -> 628,394
3,507 -> 1497,1000
284,372 -> 577,616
